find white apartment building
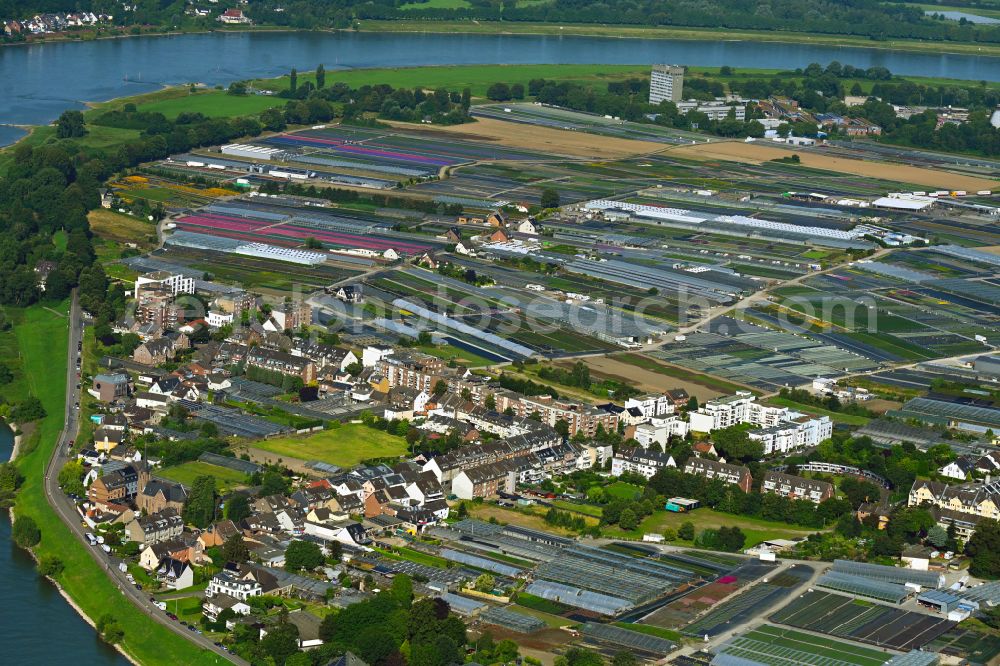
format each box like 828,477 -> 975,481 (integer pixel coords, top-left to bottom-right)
624,393 -> 675,419
749,415 -> 833,455
134,271 -> 196,299
207,571 -> 262,601
676,101 -> 746,121
688,391 -> 786,432
633,416 -> 690,450
649,64 -> 685,104
206,310 -> 234,328
611,447 -> 676,479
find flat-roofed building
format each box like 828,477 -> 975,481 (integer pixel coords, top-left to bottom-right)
649,64 -> 684,104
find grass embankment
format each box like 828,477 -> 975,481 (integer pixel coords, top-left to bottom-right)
8,303 -> 222,665
355,19 -> 1000,58
134,63 -> 650,119
248,423 -> 409,468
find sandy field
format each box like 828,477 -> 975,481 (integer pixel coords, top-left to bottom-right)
388,117 -> 664,159
669,140 -> 999,191
975,246 -> 1000,255
559,355 -> 727,402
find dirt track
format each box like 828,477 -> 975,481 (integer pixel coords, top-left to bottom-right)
389,117 -> 664,159
669,139 -> 999,191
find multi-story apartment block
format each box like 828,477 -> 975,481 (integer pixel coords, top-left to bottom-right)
611,447 -> 676,479
630,416 -> 690,450
683,458 -> 753,493
377,352 -> 452,393
624,393 -> 676,419
749,415 -> 833,455
245,348 -> 317,383
688,391 -> 787,433
762,471 -> 834,504
909,478 -> 1000,540
649,64 -> 685,104
512,395 -> 619,438
134,271 -> 196,299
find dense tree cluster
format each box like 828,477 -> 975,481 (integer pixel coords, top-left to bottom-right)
314,579 -> 467,666
647,468 -> 852,529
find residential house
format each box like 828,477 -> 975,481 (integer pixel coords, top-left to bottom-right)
762,471 -> 834,504
90,373 -> 132,402
157,557 -> 195,590
126,508 -> 184,545
940,457 -> 976,481
207,570 -> 263,601
611,447 -> 676,479
683,458 -> 752,493
88,463 -> 149,509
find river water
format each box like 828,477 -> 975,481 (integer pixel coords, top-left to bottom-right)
0,424 -> 128,665
3,30 -> 1000,145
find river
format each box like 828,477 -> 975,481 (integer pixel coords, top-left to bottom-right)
3,30 -> 1000,145
0,424 -> 128,665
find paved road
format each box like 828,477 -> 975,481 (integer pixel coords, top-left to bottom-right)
43,291 -> 243,665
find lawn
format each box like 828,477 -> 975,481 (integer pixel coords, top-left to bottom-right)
468,503 -> 598,536
252,63 -> 651,98
767,397 -> 871,426
9,303 -> 222,666
415,342 -> 496,368
613,622 -> 682,643
87,209 -> 158,250
138,91 -> 285,119
604,481 -> 644,500
249,423 -> 409,468
400,0 -> 471,9
604,507 -> 817,546
157,461 -> 250,493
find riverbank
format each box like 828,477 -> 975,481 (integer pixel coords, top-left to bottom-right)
5,19 -> 1000,59
6,303 -> 222,666
353,19 -> 1000,58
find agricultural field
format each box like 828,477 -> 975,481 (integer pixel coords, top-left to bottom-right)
715,625 -> 890,666
138,91 -> 285,119
771,590 -> 956,652
87,209 -> 158,251
244,423 -> 409,469
156,461 -> 250,492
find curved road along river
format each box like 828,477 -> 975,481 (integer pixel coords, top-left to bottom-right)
43,292 -> 244,665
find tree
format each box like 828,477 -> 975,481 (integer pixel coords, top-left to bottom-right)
182,475 -> 217,528
260,620 -> 300,664
222,533 -> 250,563
57,460 -> 86,496
611,652 -> 638,666
0,462 -> 23,492
290,67 -> 298,92
55,110 -> 87,138
304,236 -> 323,249
474,573 -> 495,592
486,83 -> 511,101
225,494 -> 251,522
285,539 -> 323,572
967,518 -> 1000,578
37,555 -> 64,577
540,187 -> 560,209
619,508 -> 638,531
678,521 -> 695,541
484,393 -> 496,411
96,614 -> 124,644
926,524 -> 948,548
391,573 -> 414,607
260,469 -> 290,496
432,379 -> 449,398
554,418 -> 570,439
711,425 -> 763,463
12,515 -> 40,548
316,63 -> 326,89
